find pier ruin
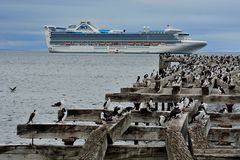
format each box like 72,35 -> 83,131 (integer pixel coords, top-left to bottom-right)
1,54 -> 240,160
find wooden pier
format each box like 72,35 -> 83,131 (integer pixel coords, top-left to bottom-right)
1,54 -> 240,160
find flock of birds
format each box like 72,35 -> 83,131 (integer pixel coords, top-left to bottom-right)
20,54 -> 240,127
26,99 -> 66,124
135,55 -> 239,93
99,96 -> 210,127
8,85 -> 68,124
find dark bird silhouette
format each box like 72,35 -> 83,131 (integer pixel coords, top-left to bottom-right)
168,107 -> 182,120
103,97 -> 111,110
219,108 -> 228,113
52,99 -> 64,107
190,109 -> 205,124
136,76 -> 140,83
10,86 -> 17,92
124,106 -> 134,112
26,110 -> 36,124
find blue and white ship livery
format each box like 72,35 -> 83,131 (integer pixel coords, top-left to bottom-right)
44,21 -> 207,54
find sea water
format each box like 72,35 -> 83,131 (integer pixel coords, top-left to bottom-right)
0,52 -> 239,145
0,52 -> 160,144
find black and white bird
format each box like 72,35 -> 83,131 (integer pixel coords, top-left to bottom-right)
168,107 -> 182,120
103,97 -> 111,110
10,86 -> 17,92
148,98 -> 157,111
219,108 -> 228,113
100,111 -> 113,122
190,109 -> 205,124
198,102 -> 208,114
56,107 -> 67,123
217,85 -> 225,94
113,106 -> 121,116
26,110 -> 36,124
140,101 -> 152,113
159,115 -> 167,126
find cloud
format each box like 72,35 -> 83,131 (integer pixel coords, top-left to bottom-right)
0,0 -> 240,51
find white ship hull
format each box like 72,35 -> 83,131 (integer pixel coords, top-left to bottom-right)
47,41 -> 206,54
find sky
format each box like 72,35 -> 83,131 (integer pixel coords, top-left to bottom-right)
0,0 -> 240,52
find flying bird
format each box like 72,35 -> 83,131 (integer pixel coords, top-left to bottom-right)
26,110 -> 36,124
10,86 -> 17,92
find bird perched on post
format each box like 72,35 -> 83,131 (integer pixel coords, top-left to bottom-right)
219,108 -> 228,113
103,97 -> 111,110
56,107 -> 67,123
26,110 -> 36,124
159,115 -> 167,126
100,111 -> 113,122
189,108 -> 206,124
198,101 -> 208,114
168,107 -> 182,120
217,85 -> 225,94
51,98 -> 67,123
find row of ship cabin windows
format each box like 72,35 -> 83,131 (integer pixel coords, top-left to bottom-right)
50,41 -> 168,46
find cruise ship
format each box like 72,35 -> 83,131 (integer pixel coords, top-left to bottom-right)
44,21 -> 207,54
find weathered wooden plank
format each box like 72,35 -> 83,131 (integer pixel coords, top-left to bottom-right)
17,123 -> 167,141
130,111 -> 170,123
66,109 -> 170,123
121,126 -> 166,141
209,112 -> 240,126
208,127 -> 240,146
105,144 -> 167,160
188,116 -> 210,154
79,114 -> 131,159
79,125 -> 108,160
165,112 -> 194,160
194,148 -> 240,160
106,92 -> 240,103
120,87 -> 145,93
17,124 -> 97,139
0,144 -> 167,160
0,144 -> 83,160
66,109 -> 107,122
106,113 -> 132,143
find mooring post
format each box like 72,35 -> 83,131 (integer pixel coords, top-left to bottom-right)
161,102 -> 165,111
134,103 -> 140,145
165,113 -> 193,160
155,102 -> 158,111
226,104 -> 234,113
